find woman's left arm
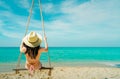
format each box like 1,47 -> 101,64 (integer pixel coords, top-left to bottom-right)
20,41 -> 26,53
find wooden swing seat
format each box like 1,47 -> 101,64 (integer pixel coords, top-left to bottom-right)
13,67 -> 53,71
13,67 -> 53,74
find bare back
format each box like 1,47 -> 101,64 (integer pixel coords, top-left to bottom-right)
24,48 -> 47,69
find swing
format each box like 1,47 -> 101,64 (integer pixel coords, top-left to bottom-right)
13,0 -> 53,74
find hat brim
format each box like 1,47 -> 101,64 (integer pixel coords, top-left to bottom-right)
23,33 -> 42,47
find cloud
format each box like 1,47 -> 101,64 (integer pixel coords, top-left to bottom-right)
0,0 -> 120,46
42,0 -> 120,26
0,10 -> 43,39
42,3 -> 54,13
0,20 -> 4,27
41,0 -> 120,46
1,30 -> 22,39
0,11 -> 25,38
42,3 -> 63,15
17,0 -> 30,9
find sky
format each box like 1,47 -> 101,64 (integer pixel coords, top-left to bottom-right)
0,0 -> 120,47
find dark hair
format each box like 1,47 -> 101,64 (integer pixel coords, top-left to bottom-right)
23,42 -> 40,59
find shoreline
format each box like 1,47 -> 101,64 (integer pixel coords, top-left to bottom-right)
0,61 -> 120,73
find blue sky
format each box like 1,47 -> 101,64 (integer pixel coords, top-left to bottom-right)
0,0 -> 120,47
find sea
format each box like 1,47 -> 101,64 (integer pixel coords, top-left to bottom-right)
0,47 -> 120,72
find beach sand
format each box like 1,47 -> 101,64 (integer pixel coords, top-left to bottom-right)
0,67 -> 120,79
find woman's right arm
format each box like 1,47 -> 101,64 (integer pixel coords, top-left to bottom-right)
38,36 -> 48,53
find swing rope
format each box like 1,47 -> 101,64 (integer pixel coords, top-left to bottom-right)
16,0 -> 52,69
16,0 -> 34,69
38,0 -> 51,67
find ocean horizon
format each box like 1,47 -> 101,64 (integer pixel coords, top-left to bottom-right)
0,47 -> 120,72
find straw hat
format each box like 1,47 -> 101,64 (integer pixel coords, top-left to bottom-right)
23,31 -> 42,47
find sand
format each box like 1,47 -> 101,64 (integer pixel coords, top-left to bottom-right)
0,67 -> 120,79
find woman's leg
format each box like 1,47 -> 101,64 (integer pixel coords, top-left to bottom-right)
29,65 -> 35,75
25,64 -> 35,76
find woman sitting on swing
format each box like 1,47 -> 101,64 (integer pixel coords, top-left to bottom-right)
20,31 -> 48,75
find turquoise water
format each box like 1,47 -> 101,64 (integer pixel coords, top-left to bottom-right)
0,47 -> 120,62
0,47 -> 120,72
0,47 -> 120,66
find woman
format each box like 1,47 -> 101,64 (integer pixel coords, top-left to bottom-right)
20,31 -> 48,75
